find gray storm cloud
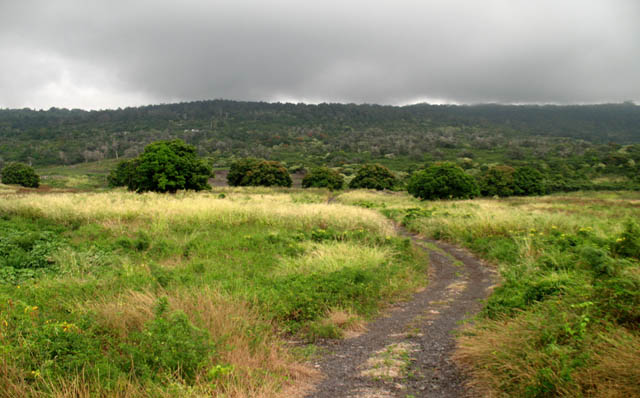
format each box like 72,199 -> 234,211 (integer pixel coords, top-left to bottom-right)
1,0 -> 639,109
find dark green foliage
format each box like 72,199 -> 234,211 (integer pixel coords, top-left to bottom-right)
302,167 -> 344,190
1,162 -> 40,188
2,101 -> 640,196
348,163 -> 396,190
127,139 -> 211,193
407,162 -> 479,200
593,275 -> 640,326
107,159 -> 138,188
123,300 -> 212,382
479,165 -> 516,197
513,166 -> 546,195
477,165 -> 546,197
227,158 -> 261,186
579,246 -> 619,276
227,158 -> 292,187
611,220 -> 640,260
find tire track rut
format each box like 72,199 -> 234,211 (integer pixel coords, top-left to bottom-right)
305,226 -> 496,398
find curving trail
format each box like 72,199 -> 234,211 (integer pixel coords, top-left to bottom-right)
304,225 -> 497,398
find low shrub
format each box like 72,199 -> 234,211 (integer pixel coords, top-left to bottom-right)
348,164 -> 396,190
121,298 -> 213,382
407,162 -> 479,200
227,158 -> 292,187
1,162 -> 40,188
302,167 -> 344,190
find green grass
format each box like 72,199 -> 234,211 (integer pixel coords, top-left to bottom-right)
0,188 -> 427,397
3,187 -> 638,397
337,190 -> 640,397
36,159 -> 120,189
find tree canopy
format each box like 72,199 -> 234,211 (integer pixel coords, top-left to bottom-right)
407,163 -> 479,200
117,140 -> 211,193
302,167 -> 344,190
348,164 -> 397,190
479,165 -> 516,197
227,158 -> 292,187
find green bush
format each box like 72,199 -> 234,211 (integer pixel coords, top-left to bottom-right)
107,159 -> 138,188
125,139 -> 212,193
348,164 -> 396,190
1,162 -> 40,188
302,167 -> 344,190
407,162 -> 479,200
227,158 -> 292,187
227,158 -> 261,186
513,166 -> 546,196
479,165 -> 516,197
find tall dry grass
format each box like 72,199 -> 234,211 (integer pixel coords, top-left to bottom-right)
456,319 -> 640,398
273,241 -> 391,276
0,191 -> 393,236
87,287 -> 316,398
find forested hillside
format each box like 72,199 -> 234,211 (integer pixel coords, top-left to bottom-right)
1,101 -> 639,170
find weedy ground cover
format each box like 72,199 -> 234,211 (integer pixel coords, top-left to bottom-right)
338,190 -> 640,397
36,159 -> 119,190
0,188 -> 427,397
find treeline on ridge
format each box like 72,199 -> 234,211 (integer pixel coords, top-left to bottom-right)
1,100 -> 639,169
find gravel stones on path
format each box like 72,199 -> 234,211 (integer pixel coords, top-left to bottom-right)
305,228 -> 496,398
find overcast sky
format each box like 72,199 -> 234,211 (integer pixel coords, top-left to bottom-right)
1,0 -> 638,110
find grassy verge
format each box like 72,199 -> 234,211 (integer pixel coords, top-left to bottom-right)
35,159 -> 120,190
337,190 -> 640,397
0,189 -> 427,397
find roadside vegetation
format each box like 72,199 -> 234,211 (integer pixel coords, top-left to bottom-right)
0,188 -> 427,397
337,190 -> 640,397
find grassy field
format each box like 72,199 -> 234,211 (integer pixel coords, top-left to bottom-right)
0,188 -> 428,397
35,160 -> 120,190
2,186 -> 638,397
337,190 -> 640,397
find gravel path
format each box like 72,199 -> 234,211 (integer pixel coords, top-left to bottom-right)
305,227 -> 496,398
